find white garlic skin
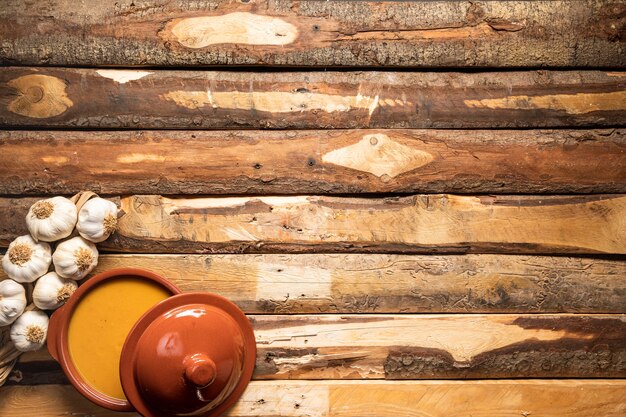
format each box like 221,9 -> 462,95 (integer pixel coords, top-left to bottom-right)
77,197 -> 118,243
2,235 -> 52,283
0,279 -> 27,326
10,310 -> 49,352
33,272 -> 78,310
26,196 -> 77,242
53,236 -> 98,281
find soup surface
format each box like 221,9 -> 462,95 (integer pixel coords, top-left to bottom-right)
68,277 -> 171,400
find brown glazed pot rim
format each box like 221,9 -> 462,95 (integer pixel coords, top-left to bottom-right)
48,268 -> 181,412
120,292 -> 257,417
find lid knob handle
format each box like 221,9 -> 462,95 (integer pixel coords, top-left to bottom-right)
183,353 -> 217,388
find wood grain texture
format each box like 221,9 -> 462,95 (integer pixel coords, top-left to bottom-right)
1,68 -> 625,129
2,381 -> 626,417
0,0 -> 624,68
4,254 -> 624,314
9,314 -> 626,382
2,129 -> 626,195
2,194 -> 625,254
4,194 -> 624,254
78,254 -> 626,314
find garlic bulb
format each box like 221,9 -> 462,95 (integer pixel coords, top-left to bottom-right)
32,272 -> 78,310
26,196 -> 77,242
0,279 -> 27,326
10,310 -> 49,352
77,197 -> 118,243
2,235 -> 52,283
53,236 -> 98,280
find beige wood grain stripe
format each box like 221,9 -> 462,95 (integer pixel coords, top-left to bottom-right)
2,380 -> 626,417
14,314 -> 626,379
85,254 -> 626,314
108,194 -> 626,254
2,195 -> 625,255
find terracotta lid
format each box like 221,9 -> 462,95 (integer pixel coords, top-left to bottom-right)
119,293 -> 256,417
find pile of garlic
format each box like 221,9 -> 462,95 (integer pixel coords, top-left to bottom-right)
1,195 -> 118,352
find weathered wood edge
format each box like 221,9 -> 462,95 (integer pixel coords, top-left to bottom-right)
2,195 -> 625,255
1,0 -> 624,68
1,68 -> 625,129
9,314 -> 626,382
2,129 -> 625,195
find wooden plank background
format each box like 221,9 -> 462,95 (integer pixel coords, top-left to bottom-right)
3,381 -> 626,417
1,129 -> 625,195
1,0 -> 625,416
6,312 -> 626,382
1,0 -> 625,68
2,195 -> 626,254
2,68 -> 625,129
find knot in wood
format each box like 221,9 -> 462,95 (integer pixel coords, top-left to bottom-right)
24,85 -> 45,103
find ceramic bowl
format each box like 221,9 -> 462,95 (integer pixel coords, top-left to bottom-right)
47,268 -> 181,411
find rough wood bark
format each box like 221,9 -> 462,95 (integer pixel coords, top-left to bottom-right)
2,129 -> 626,195
0,1 -> 624,68
4,194 -> 624,254
1,68 -> 625,129
4,254 -> 623,314
9,314 -> 626,382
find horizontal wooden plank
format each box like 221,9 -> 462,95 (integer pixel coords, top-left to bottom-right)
10,314 -> 626,382
2,195 -> 625,254
4,254 -> 624,314
1,69 -> 625,129
2,129 -> 626,195
2,380 -> 626,417
1,0 -> 624,68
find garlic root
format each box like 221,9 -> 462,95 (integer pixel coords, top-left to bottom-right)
26,196 -> 77,242
33,272 -> 78,310
52,236 -> 98,280
10,310 -> 49,352
2,235 -> 51,283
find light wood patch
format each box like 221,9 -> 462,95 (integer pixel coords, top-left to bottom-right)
116,153 -> 168,163
253,315 -> 598,363
40,156 -> 69,164
95,70 -> 152,84
465,91 -> 626,114
7,74 -> 72,118
161,90 -> 381,115
322,133 -> 434,178
166,13 -> 299,48
255,261 -> 332,303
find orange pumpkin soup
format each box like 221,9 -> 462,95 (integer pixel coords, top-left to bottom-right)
68,277 -> 171,400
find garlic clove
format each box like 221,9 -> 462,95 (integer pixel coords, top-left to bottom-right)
32,272 -> 78,310
26,196 -> 78,242
52,236 -> 99,281
77,197 -> 119,243
0,279 -> 27,326
2,235 -> 52,283
10,309 -> 49,352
